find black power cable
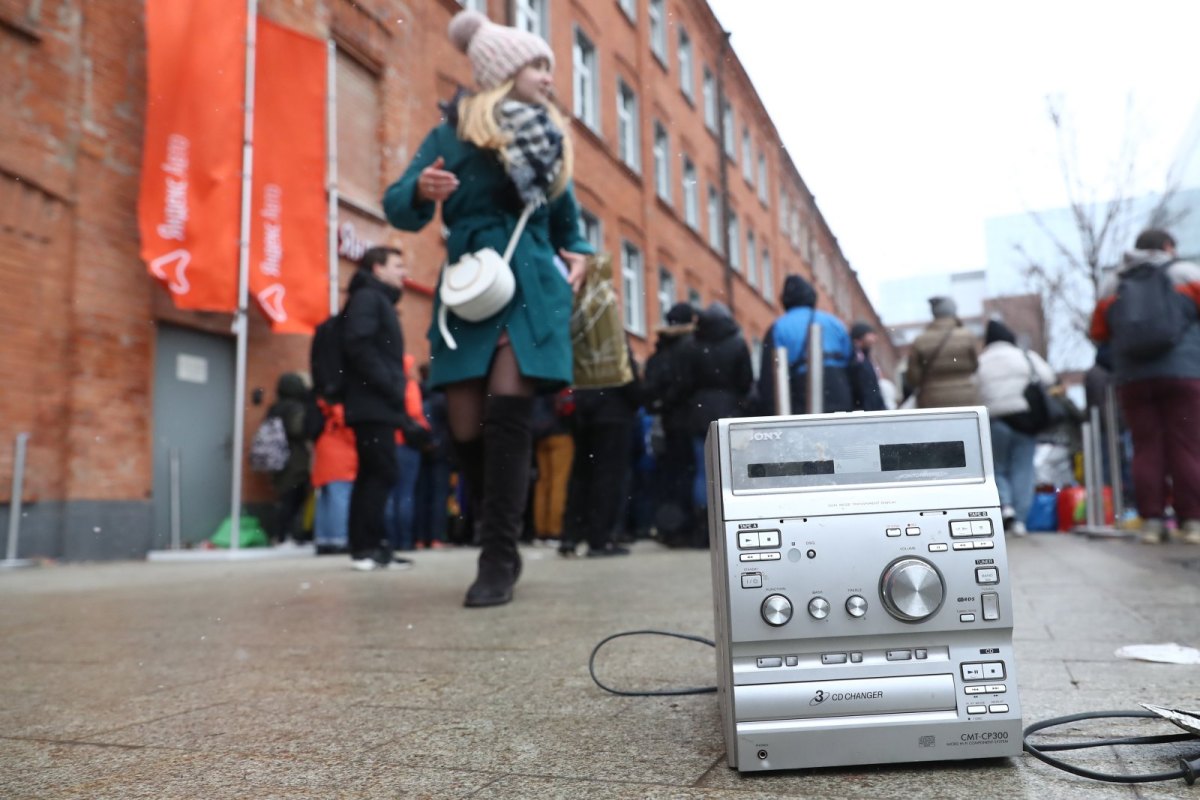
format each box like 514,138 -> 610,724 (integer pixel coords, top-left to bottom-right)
588,630 -> 717,696
1023,710 -> 1200,785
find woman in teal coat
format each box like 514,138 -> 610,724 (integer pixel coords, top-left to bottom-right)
382,10 -> 593,608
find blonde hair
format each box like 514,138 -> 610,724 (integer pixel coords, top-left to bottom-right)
457,79 -> 574,200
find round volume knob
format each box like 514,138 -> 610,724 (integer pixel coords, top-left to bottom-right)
761,594 -> 793,627
880,557 -> 945,622
808,596 -> 830,620
846,595 -> 868,618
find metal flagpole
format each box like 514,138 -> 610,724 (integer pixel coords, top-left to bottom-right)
229,0 -> 259,553
327,39 -> 339,315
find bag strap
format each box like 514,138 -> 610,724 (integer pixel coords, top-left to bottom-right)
913,326 -> 955,394
1021,348 -> 1043,387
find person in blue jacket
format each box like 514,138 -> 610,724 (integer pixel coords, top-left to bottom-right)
382,10 -> 593,606
757,275 -> 855,415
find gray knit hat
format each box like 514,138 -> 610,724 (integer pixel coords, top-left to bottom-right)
929,295 -> 957,319
448,10 -> 555,91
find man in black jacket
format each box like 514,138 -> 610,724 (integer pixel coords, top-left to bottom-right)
343,246 -> 414,571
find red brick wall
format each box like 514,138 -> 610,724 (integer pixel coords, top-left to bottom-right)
0,0 -> 890,517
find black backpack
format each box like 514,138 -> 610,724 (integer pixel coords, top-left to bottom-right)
310,312 -> 346,403
1107,261 -> 1190,360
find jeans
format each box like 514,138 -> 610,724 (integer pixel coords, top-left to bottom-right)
386,444 -> 422,551
314,481 -> 352,547
414,455 -> 452,545
990,419 -> 1037,524
692,436 -> 709,511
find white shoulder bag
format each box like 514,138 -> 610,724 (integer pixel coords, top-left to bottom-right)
438,203 -> 535,350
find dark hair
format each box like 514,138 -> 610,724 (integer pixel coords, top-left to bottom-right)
358,246 -> 403,272
1134,229 -> 1176,252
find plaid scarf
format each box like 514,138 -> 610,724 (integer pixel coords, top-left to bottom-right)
497,100 -> 563,206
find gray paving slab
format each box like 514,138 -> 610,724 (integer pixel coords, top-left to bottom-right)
0,535 -> 1197,798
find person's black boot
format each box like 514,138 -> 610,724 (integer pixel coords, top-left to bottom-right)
451,438 -> 485,545
464,395 -> 533,608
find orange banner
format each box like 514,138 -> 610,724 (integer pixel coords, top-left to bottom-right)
138,0 -> 246,311
249,19 -> 328,334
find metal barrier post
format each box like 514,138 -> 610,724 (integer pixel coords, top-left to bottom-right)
169,447 -> 182,551
2,432 -> 35,569
1080,420 -> 1097,529
773,346 -> 791,416
1103,385 -> 1124,524
806,322 -> 823,415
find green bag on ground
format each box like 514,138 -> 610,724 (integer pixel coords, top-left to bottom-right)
571,253 -> 634,389
209,515 -> 270,548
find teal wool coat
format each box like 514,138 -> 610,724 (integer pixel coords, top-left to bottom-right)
383,123 -> 594,390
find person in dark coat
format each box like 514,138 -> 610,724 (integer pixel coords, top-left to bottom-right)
382,11 -> 594,606
342,246 -> 413,571
266,371 -> 313,545
848,321 -> 887,412
643,302 -> 699,547
560,362 -> 642,557
757,275 -> 854,415
684,302 -> 753,524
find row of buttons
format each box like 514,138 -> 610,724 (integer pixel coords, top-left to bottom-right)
952,540 -> 995,551
950,519 -> 995,538
885,526 -> 922,537
967,703 -> 1010,715
739,552 -> 781,562
738,530 -> 781,549
886,648 -> 928,661
961,661 -> 1006,681
965,684 -> 1007,695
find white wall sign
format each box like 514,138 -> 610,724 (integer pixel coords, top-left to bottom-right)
176,353 -> 209,384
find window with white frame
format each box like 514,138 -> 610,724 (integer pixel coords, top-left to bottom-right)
513,0 -> 548,37
578,208 -> 603,251
657,267 -> 676,326
653,122 -> 671,203
779,187 -> 790,231
758,152 -> 769,204
707,184 -> 722,251
572,28 -> 598,130
722,102 -> 735,158
746,230 -> 758,287
648,0 -> 666,63
702,67 -> 716,131
678,27 -> 694,100
742,127 -> 753,184
761,248 -> 773,300
618,0 -> 636,23
727,211 -> 741,271
621,241 -> 646,335
682,155 -> 699,229
617,80 -> 640,171
457,0 -> 487,12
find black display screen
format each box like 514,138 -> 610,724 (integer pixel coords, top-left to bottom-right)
879,441 -> 966,472
747,460 -> 835,479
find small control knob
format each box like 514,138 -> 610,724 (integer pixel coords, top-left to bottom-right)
808,597 -> 830,620
880,557 -> 945,622
846,595 -> 868,618
761,594 -> 793,627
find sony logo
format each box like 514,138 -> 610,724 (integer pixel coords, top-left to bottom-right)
750,431 -> 782,441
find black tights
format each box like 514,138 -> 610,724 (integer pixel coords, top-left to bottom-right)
444,340 -> 533,442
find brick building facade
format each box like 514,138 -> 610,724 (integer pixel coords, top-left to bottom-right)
0,0 -> 891,560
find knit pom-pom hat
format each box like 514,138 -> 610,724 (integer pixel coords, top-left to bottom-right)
448,10 -> 555,91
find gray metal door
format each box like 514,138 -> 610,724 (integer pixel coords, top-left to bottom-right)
151,324 -> 235,548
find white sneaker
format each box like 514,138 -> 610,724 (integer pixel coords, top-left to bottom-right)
1179,519 -> 1200,545
1008,521 -> 1028,537
351,557 -> 381,571
1138,519 -> 1166,544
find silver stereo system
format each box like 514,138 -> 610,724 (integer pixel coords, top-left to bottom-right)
705,408 -> 1022,772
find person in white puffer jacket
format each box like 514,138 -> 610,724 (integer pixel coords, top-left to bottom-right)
976,320 -> 1057,535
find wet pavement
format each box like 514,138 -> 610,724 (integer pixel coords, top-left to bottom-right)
2,534 -> 1198,798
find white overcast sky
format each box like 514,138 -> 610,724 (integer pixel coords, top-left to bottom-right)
706,0 -> 1200,306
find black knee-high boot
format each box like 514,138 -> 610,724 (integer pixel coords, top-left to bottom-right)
451,438 -> 484,545
464,394 -> 533,607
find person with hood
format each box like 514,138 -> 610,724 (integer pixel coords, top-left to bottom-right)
382,10 -> 593,605
976,320 -> 1057,536
684,302 -> 753,523
643,302 -> 699,547
342,246 -> 414,571
265,371 -> 314,545
905,296 -> 979,408
756,275 -> 854,415
848,321 -> 887,412
1090,228 -> 1200,544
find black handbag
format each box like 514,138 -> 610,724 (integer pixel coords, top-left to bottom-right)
1005,350 -> 1062,435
